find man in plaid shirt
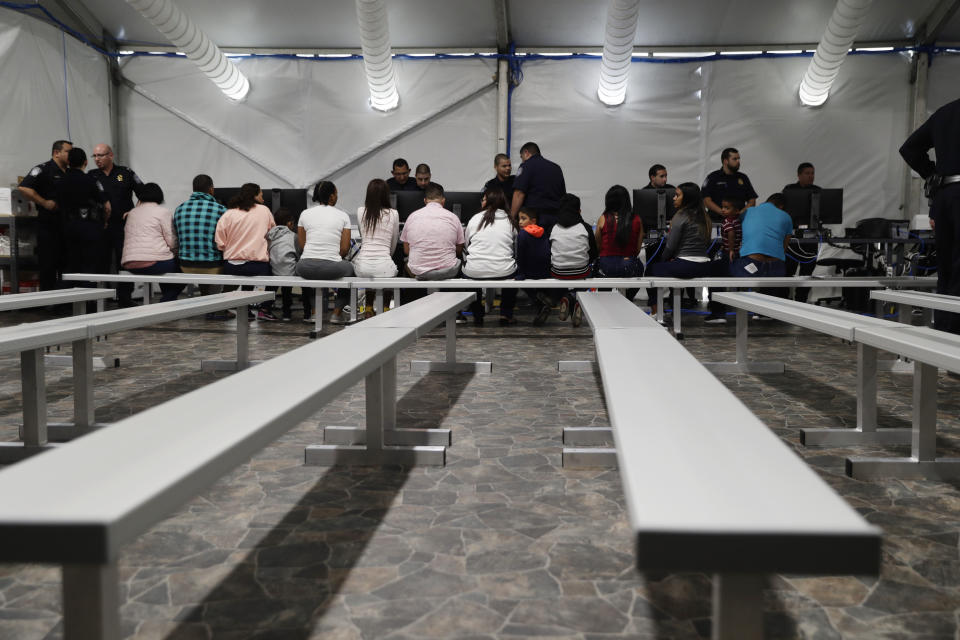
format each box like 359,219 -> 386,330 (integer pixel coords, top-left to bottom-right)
173,174 -> 226,301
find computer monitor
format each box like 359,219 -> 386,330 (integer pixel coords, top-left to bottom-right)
632,188 -> 675,231
214,187 -> 241,208
443,191 -> 483,223
278,189 -> 308,215
782,188 -> 843,227
393,191 -> 426,222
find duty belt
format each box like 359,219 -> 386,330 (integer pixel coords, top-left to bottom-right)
944,175 -> 960,185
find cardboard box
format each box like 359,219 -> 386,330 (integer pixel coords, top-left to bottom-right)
0,188 -> 11,215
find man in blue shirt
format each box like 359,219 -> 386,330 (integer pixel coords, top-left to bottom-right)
733,193 -> 794,278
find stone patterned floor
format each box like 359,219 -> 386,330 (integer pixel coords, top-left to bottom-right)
0,298 -> 959,639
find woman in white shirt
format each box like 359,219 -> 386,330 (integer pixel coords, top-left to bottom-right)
296,181 -> 354,324
353,178 -> 400,318
461,186 -> 518,325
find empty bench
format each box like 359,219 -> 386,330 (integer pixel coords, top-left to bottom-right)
568,292 -> 880,639
0,292 -> 472,639
0,291 -> 272,462
870,288 -> 960,326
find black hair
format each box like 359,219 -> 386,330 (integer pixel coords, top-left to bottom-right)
228,183 -> 261,211
556,193 -> 583,228
52,140 -> 72,154
675,182 -> 710,242
424,183 -> 444,201
138,182 -> 164,205
415,163 -> 431,175
362,178 -> 392,236
520,141 -> 540,156
766,193 -> 786,209
192,174 -> 213,193
67,147 -> 86,168
312,181 -> 336,204
648,163 -> 666,179
392,158 -> 409,171
720,195 -> 746,212
494,153 -> 510,166
721,147 -> 739,162
478,186 -> 512,231
797,162 -> 814,174
602,185 -> 636,247
274,207 -> 294,226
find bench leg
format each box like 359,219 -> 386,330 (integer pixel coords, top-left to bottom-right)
22,348 -> 46,447
847,362 -> 960,479
411,316 -> 492,373
712,573 -> 764,640
305,358 -> 446,466
703,309 -> 784,374
349,287 -> 358,323
199,305 -> 264,371
63,562 -> 120,640
562,426 -> 613,446
672,287 -> 683,339
375,289 -> 383,314
656,287 -> 665,323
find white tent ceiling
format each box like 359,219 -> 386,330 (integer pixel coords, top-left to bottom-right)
36,0 -> 960,52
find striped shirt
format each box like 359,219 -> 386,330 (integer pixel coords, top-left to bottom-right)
173,192 -> 226,263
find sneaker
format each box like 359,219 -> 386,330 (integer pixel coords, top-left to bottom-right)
558,297 -> 570,321
257,309 -> 279,322
703,315 -> 727,325
533,304 -> 551,326
281,314 -> 292,322
455,312 -> 468,325
329,312 -> 347,325
571,302 -> 583,327
302,314 -> 314,324
535,292 -> 553,308
205,311 -> 231,320
247,308 -> 257,321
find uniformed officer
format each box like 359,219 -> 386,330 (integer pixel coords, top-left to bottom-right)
901,97 -> 960,334
17,140 -> 72,291
702,147 -> 758,222
782,162 -> 821,301
88,143 -> 143,276
481,153 -> 515,203
56,148 -> 111,290
510,141 -> 565,232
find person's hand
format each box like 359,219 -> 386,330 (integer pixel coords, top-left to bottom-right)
42,199 -> 56,211
929,218 -> 936,231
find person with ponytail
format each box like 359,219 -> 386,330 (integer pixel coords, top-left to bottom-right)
594,184 -> 644,300
461,186 -> 519,325
296,180 -> 354,324
214,182 -> 276,320
645,182 -> 714,315
548,193 -> 598,327
353,178 -> 399,318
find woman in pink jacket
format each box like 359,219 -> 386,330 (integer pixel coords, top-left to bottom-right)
215,182 -> 276,319
120,182 -> 184,302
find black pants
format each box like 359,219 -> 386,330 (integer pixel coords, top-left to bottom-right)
101,222 -> 125,274
37,212 -> 65,291
934,184 -> 960,333
64,218 -> 107,289
280,286 -> 313,317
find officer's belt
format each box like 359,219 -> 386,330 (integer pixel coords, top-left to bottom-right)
944,175 -> 960,185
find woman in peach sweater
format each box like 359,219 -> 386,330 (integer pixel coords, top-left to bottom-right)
215,182 -> 276,319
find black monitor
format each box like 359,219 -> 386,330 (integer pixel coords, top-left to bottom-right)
632,188 -> 675,231
392,190 -> 426,222
443,191 -> 483,223
783,188 -> 843,227
277,189 -> 308,215
214,187 -> 240,208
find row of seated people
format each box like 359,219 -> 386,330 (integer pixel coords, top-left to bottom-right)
115,169 -> 796,327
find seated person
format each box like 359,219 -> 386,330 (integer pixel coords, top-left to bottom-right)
516,207 -> 551,325
400,182 -> 464,281
386,158 -> 419,191
733,193 -> 793,279
461,186 -> 518,325
415,163 -> 432,190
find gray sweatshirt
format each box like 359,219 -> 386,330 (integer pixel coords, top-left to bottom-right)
266,225 -> 299,276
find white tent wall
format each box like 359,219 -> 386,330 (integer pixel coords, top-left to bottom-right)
510,54 -> 912,226
926,54 -> 960,113
0,9 -> 110,186
118,55 -> 498,213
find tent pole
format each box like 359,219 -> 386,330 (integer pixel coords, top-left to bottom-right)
903,52 -> 929,220
497,59 -> 509,155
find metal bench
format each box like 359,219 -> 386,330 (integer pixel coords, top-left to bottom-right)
307,291 -> 476,462
0,294 -> 453,638
0,291 -> 272,462
711,292 -> 916,447
869,288 -> 960,326
848,324 -> 960,480
566,292 -> 880,639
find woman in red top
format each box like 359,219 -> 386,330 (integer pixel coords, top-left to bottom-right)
594,185 -> 644,298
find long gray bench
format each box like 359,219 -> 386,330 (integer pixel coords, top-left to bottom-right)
0,291 -> 461,638
569,292 -> 881,639
711,292 -> 917,448
308,291 -> 476,461
870,288 -> 959,326
0,291 -> 272,462
847,324 -> 960,480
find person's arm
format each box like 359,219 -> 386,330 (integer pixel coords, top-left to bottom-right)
583,221 -> 599,262
339,228 -> 351,258
783,234 -> 793,252
594,215 -> 604,250
900,118 -> 936,178
726,228 -> 736,260
703,196 -> 722,217
389,210 -> 399,253
403,242 -> 410,255
161,211 -> 177,251
456,243 -> 464,259
636,219 -> 645,254
510,190 -> 525,219
17,186 -> 55,211
296,226 -> 306,250
661,216 -> 684,260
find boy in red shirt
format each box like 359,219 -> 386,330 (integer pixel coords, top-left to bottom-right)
705,196 -> 745,324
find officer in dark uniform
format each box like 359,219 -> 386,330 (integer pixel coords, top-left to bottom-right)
702,147 -> 758,222
17,140 -> 73,291
901,97 -> 960,333
481,153 -> 515,203
56,148 -> 111,290
509,141 -> 565,232
87,143 -> 143,276
385,158 -> 419,191
782,162 -> 821,301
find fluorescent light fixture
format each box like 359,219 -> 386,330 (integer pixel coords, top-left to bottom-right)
651,51 -> 715,58
769,49 -> 803,54
296,53 -> 314,58
719,50 -> 762,55
855,46 -> 894,52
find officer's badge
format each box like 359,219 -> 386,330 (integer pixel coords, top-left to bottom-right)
29,166 -> 41,177
738,178 -> 744,185
117,175 -> 123,182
